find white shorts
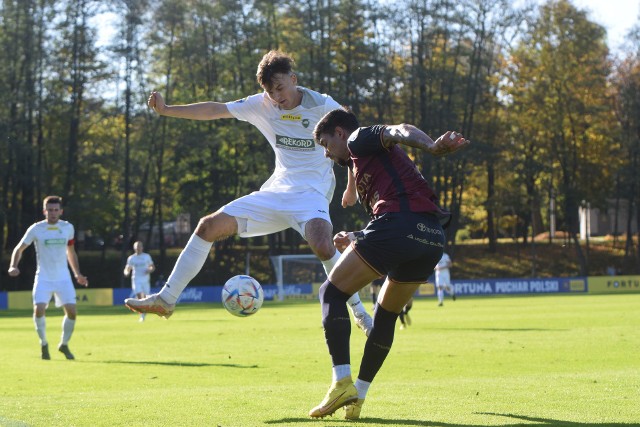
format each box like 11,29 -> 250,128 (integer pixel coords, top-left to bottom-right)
221,189 -> 332,240
132,280 -> 151,295
435,270 -> 451,288
33,278 -> 76,307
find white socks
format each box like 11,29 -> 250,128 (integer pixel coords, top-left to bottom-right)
159,234 -> 213,304
60,316 -> 75,345
333,364 -> 351,382
34,315 -> 47,346
320,250 -> 341,276
321,250 -> 368,316
437,287 -> 444,303
354,378 -> 371,399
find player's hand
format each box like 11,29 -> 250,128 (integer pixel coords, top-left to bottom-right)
341,189 -> 357,208
432,131 -> 470,156
75,274 -> 89,287
8,266 -> 20,277
333,231 -> 355,252
148,91 -> 166,114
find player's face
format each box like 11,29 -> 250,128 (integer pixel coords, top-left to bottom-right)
43,203 -> 62,224
265,73 -> 301,110
134,242 -> 143,254
317,132 -> 349,167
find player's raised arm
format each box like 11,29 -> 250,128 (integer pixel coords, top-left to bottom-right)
147,91 -> 234,120
382,124 -> 469,156
341,169 -> 358,208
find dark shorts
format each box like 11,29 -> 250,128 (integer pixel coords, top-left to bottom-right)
351,212 -> 445,283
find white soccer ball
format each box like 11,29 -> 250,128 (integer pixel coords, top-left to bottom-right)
221,275 -> 264,317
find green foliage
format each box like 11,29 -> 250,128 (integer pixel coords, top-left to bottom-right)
0,0 -> 638,282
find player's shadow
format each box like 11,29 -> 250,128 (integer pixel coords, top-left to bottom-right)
430,327 -> 569,332
101,360 -> 259,368
475,413 -> 640,426
266,413 -> 640,426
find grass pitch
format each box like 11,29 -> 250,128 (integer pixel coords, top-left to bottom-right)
0,294 -> 638,427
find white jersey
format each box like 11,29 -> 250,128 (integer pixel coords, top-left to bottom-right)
435,253 -> 451,271
19,220 -> 75,282
126,253 -> 154,284
226,87 -> 340,201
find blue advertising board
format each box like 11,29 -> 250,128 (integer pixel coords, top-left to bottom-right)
112,283 -> 314,305
450,277 -> 587,296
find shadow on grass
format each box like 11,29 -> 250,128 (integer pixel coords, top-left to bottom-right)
100,360 -> 259,368
265,413 -> 640,426
430,327 -> 569,332
476,413 -> 640,426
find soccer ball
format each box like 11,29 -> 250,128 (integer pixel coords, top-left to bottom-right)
221,275 -> 264,317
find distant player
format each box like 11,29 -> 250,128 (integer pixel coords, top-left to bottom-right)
124,241 -> 155,322
125,50 -> 372,335
369,276 -> 385,308
7,195 -> 88,360
398,298 -> 413,330
435,252 -> 455,306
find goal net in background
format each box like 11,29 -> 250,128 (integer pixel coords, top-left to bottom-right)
270,255 -> 326,301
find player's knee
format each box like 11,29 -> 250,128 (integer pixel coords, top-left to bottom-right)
319,280 -> 331,304
64,310 -> 77,320
309,238 -> 336,261
195,212 -> 236,240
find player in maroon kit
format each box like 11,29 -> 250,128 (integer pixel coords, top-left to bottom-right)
308,108 -> 469,420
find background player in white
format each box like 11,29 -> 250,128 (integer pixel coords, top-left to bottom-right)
125,50 -> 372,334
124,241 -> 155,322
435,252 -> 455,306
7,195 -> 88,360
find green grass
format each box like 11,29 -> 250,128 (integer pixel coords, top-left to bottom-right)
0,295 -> 639,427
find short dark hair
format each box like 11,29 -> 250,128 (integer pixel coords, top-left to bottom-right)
313,108 -> 360,142
256,50 -> 295,89
43,195 -> 62,209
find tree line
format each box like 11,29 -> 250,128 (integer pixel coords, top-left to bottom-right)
1,0 -> 639,290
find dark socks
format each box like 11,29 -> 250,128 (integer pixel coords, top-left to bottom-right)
319,280 -> 352,366
358,304 -> 399,382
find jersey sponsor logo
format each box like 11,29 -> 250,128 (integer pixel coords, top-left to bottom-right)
417,223 -> 443,235
46,226 -> 59,230
281,114 -> 302,121
275,135 -> 315,151
44,238 -> 67,246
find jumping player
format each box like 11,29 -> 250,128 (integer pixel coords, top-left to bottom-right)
308,108 -> 469,420
7,196 -> 88,360
125,51 -> 372,334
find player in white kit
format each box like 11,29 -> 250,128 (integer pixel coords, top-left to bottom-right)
125,50 -> 372,335
7,196 -> 88,360
435,252 -> 456,306
124,241 -> 155,322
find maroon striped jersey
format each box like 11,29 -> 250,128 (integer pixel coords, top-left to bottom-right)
347,125 -> 451,226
